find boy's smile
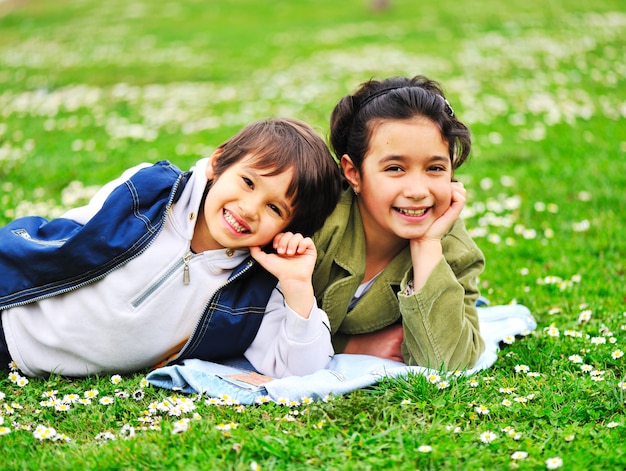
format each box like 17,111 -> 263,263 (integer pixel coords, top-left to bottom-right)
191,154 -> 295,253
223,208 -> 251,234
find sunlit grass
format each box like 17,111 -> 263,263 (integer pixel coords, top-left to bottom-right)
0,0 -> 625,469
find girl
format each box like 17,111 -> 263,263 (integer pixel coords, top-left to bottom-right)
313,76 -> 485,370
0,118 -> 341,378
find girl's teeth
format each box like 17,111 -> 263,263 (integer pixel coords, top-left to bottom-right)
224,211 -> 246,233
399,208 -> 427,217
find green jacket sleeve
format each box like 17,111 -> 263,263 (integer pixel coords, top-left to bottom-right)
398,221 -> 485,370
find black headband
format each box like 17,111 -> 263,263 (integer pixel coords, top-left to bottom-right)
354,86 -> 455,117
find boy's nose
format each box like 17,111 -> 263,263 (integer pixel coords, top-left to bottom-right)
238,199 -> 258,221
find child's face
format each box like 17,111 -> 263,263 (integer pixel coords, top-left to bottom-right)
344,117 -> 452,242
193,153 -> 295,252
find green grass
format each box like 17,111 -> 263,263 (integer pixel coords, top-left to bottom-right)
1,0 -> 625,469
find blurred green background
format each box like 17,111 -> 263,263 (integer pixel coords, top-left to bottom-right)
1,1 -> 625,468
1,0 -> 624,312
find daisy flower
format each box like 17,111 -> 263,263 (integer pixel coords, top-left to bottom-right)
427,374 -> 441,384
502,335 -> 515,345
577,310 -> 592,322
479,431 -> 497,443
545,457 -> 563,469
172,418 -> 190,434
511,451 -> 528,460
417,445 -> 433,453
33,425 -> 57,440
568,354 -> 583,364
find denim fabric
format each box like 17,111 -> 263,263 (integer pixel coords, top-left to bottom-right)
147,304 -> 536,404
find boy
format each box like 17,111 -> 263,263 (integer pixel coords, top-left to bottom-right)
0,118 -> 341,378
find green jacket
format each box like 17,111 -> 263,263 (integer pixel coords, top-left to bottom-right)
313,190 -> 485,370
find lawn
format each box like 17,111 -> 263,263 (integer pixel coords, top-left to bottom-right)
0,0 -> 625,469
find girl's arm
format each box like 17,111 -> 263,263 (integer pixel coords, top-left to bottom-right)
399,220 -> 485,370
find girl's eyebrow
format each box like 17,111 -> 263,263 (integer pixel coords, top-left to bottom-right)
379,154 -> 451,164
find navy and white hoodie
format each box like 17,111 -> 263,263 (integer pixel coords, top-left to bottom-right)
0,159 -> 333,378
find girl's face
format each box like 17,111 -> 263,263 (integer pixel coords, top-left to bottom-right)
192,152 -> 295,252
343,117 -> 452,243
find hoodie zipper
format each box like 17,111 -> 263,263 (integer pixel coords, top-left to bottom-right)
167,257 -> 255,364
130,250 -> 195,308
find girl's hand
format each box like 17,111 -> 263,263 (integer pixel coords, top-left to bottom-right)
419,181 -> 466,243
250,232 -> 317,318
408,181 -> 466,290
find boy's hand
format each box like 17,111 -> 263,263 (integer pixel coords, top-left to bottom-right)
249,232 -> 317,318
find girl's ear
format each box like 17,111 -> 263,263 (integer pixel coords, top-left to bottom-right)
206,148 -> 224,180
341,154 -> 361,194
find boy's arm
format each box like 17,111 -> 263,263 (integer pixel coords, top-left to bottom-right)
243,291 -> 333,378
246,233 -> 334,377
61,163 -> 152,224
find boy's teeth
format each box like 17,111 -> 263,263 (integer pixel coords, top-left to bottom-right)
398,208 -> 426,216
225,211 -> 246,233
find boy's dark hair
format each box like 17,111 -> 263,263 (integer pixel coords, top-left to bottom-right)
330,75 -> 471,173
211,118 -> 341,237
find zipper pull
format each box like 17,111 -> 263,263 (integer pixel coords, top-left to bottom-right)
183,252 -> 193,285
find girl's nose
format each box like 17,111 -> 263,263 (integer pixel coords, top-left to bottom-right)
403,179 -> 429,200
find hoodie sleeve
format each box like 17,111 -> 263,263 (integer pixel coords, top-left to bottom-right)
61,163 -> 152,224
244,285 -> 334,378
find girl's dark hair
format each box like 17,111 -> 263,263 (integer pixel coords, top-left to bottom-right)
329,75 -> 471,172
210,118 -> 341,237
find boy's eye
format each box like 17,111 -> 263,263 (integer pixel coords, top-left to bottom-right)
385,165 -> 404,173
429,165 -> 447,172
268,203 -> 282,217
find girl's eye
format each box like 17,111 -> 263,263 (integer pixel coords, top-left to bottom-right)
385,165 -> 404,173
429,165 -> 447,172
268,203 -> 282,217
242,176 -> 254,188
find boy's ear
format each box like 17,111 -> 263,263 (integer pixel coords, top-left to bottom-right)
206,148 -> 224,180
341,154 -> 361,193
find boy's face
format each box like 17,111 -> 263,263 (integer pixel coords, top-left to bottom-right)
192,151 -> 296,252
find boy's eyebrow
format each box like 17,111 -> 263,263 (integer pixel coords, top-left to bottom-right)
249,167 -> 294,218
